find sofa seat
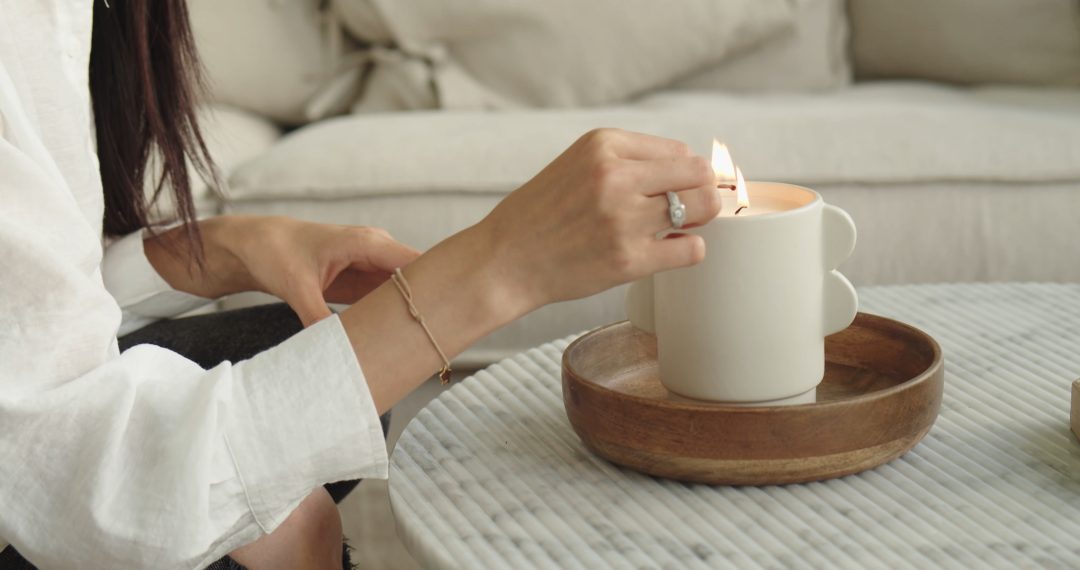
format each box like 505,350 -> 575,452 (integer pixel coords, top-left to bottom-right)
217,82 -> 1080,365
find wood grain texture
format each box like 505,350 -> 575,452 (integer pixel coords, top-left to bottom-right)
562,313 -> 945,485
1072,379 -> 1080,442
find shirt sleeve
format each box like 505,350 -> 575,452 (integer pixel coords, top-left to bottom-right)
100,228 -> 215,336
0,128 -> 388,569
1,316 -> 389,569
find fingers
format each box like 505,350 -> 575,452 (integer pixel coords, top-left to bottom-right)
641,186 -> 723,233
605,152 -> 720,232
645,233 -> 707,274
335,227 -> 421,272
359,234 -> 422,272
627,155 -> 715,196
581,128 -> 696,161
322,268 -> 393,305
322,227 -> 422,306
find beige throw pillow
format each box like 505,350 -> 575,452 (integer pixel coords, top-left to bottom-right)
850,0 -> 1080,86
189,0 -> 356,124
671,0 -> 851,93
335,0 -> 795,109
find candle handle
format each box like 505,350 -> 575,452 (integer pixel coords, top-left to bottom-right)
823,271 -> 858,336
822,204 -> 856,269
822,204 -> 858,336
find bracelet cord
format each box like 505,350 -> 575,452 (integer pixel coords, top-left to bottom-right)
390,267 -> 453,385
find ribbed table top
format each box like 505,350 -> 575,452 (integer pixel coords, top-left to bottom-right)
389,283 -> 1080,569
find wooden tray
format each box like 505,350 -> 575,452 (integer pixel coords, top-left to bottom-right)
562,313 -> 944,485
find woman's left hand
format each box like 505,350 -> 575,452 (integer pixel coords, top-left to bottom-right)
146,215 -> 421,327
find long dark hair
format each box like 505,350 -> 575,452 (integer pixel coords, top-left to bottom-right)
90,0 -> 214,263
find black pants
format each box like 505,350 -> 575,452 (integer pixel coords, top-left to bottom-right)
0,304 -> 382,570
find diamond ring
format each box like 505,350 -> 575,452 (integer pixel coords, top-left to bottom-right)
666,191 -> 687,230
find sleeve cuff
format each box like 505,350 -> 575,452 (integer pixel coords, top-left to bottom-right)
101,229 -> 213,319
225,314 -> 389,533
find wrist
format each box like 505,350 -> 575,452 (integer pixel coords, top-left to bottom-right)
339,220 -> 539,411
144,216 -> 256,299
455,220 -> 543,324
468,216 -> 549,318
343,222 -> 535,360
412,223 -> 535,335
199,216 -> 260,297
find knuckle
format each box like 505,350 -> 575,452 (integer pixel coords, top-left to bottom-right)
585,127 -> 615,142
691,156 -> 714,185
579,128 -> 603,149
580,128 -> 618,153
674,141 -> 694,157
701,187 -> 722,218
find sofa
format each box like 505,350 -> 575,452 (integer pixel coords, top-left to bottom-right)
182,0 -> 1080,366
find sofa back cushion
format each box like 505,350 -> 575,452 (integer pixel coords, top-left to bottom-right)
671,0 -> 851,93
850,0 -> 1080,86
333,0 -> 795,109
188,0 -> 342,125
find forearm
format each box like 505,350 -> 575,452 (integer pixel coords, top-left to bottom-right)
341,222 -> 534,414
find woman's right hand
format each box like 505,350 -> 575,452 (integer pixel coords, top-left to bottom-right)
478,128 -> 722,310
343,128 -> 722,413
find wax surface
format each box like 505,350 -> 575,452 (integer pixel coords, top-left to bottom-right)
717,193 -> 803,217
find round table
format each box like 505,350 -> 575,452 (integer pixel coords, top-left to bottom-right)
389,283 -> 1080,569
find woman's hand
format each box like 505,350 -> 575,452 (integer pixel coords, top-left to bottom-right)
339,128 -> 722,412
225,217 -> 421,326
146,216 -> 420,327
478,128 -> 721,309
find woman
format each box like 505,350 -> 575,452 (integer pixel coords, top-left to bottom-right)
0,1 -> 720,568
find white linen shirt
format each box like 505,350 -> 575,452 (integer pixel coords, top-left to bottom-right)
0,2 -> 388,568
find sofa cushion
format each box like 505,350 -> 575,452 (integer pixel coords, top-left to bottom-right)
671,0 -> 851,94
229,83 -> 1080,203
850,0 -> 1080,87
972,85 -> 1080,114
188,0 -> 346,125
332,0 -> 794,109
223,83 -> 1080,364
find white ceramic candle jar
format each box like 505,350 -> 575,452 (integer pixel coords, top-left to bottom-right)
625,182 -> 858,403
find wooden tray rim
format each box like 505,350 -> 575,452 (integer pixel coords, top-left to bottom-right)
562,312 -> 943,413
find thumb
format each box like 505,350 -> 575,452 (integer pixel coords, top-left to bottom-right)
285,280 -> 334,328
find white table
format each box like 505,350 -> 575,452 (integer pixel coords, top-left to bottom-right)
388,284 -> 1080,569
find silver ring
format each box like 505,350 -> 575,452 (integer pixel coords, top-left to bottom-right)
666,191 -> 687,230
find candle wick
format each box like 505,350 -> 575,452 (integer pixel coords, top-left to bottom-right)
734,206 -> 746,215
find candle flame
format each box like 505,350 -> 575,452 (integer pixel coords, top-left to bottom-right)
711,139 -> 736,184
735,166 -> 750,208
712,139 -> 751,212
